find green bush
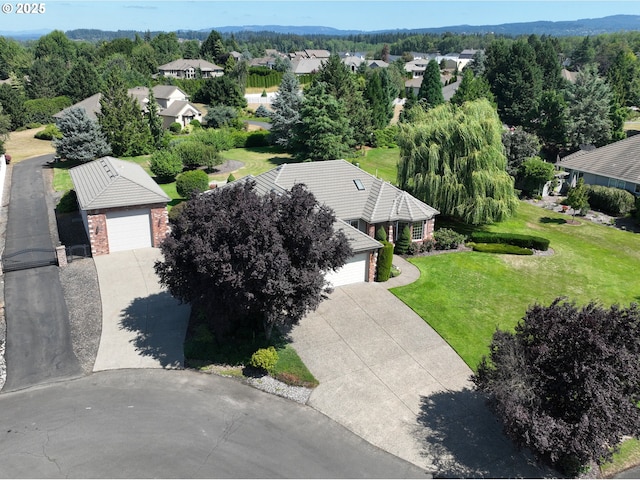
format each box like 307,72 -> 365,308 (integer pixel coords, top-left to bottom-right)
149,150 -> 183,182
176,170 -> 209,197
189,119 -> 201,129
192,128 -> 235,151
472,243 -> 534,255
56,189 -> 78,213
34,124 -> 62,140
167,201 -> 187,223
24,96 -> 72,124
255,105 -> 271,119
174,140 -> 220,169
184,323 -> 217,360
585,185 -> 636,216
394,225 -> 411,255
469,231 -> 550,251
372,126 -> 399,148
249,346 -> 279,374
376,240 -> 394,282
375,226 -> 387,242
169,122 -> 182,133
434,228 -> 466,250
226,173 -> 236,182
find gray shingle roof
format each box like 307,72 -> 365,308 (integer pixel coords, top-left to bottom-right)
158,100 -> 202,117
53,93 -> 102,120
254,159 -> 438,223
158,58 -> 223,72
557,135 -> 640,184
70,156 -> 170,210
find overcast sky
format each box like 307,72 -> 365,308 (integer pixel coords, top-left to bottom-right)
2,1 -> 640,33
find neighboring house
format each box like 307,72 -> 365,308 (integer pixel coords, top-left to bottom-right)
291,57 -> 326,75
157,58 -> 224,79
561,68 -> 579,84
69,156 -> 170,256
225,159 -> 438,286
404,75 -> 460,98
54,85 -> 202,128
557,134 -> 640,196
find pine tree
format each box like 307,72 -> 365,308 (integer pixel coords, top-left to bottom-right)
364,70 -> 388,130
270,72 -> 302,151
54,107 -> 111,162
397,100 -> 518,225
293,81 -> 353,162
417,59 -> 444,109
566,178 -> 589,222
565,64 -> 613,148
63,58 -> 101,103
450,68 -> 494,106
97,70 -> 152,157
146,87 -> 164,149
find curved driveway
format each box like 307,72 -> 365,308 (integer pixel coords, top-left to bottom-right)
3,154 -> 81,391
0,369 -> 427,478
290,256 -> 554,478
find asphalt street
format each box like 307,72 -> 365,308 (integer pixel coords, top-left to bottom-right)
0,369 -> 430,478
2,155 -> 81,391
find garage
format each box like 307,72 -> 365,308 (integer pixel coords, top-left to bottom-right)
69,156 -> 171,256
325,252 -> 369,287
106,209 -> 152,252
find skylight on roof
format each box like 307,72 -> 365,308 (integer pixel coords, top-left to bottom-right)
353,179 -> 365,191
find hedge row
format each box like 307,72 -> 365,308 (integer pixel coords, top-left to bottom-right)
585,185 -> 636,216
472,243 -> 534,255
469,232 -> 550,251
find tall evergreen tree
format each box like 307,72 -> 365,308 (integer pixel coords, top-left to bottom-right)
200,30 -> 226,64
571,36 -> 596,69
146,87 -> 164,149
54,107 -> 111,162
565,64 -> 613,148
417,59 -> 444,109
364,70 -> 388,130
63,58 -> 102,103
27,57 -> 66,99
270,72 -> 302,151
293,81 -> 353,162
450,68 -> 494,106
97,70 -> 152,157
397,100 -> 518,225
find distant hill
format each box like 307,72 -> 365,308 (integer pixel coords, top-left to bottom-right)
3,14 -> 640,41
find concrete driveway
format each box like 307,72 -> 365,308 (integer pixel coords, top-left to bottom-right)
92,248 -> 190,371
290,256 -> 553,478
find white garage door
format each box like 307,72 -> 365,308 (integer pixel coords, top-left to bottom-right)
325,252 -> 368,287
106,209 -> 152,252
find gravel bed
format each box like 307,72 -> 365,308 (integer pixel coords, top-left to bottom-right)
245,374 -> 313,404
58,257 -> 102,374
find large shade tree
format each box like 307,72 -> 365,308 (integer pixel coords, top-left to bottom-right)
397,99 -> 518,225
473,298 -> 640,476
155,180 -> 352,340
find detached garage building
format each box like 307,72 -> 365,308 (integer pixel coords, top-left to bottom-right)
70,156 -> 170,256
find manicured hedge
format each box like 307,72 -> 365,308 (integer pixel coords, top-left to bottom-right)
470,232 -> 550,251
471,243 -> 534,255
375,240 -> 394,282
585,185 -> 636,215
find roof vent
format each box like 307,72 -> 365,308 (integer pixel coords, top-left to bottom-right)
353,179 -> 365,191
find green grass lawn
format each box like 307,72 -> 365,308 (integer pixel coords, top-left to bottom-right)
392,201 -> 640,370
210,146 -> 294,181
356,147 -> 400,183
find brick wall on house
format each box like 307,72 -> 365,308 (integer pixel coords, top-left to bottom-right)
367,251 -> 377,282
150,207 -> 169,247
87,213 -> 109,256
425,218 -> 435,240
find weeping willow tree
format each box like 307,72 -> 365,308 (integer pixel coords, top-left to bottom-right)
397,99 -> 518,225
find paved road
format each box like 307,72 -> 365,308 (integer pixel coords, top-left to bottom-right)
3,155 -> 81,391
0,369 -> 429,478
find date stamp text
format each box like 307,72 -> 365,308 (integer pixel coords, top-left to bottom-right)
2,3 -> 46,14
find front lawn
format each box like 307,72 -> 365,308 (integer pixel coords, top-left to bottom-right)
356,147 -> 400,183
392,201 -> 640,370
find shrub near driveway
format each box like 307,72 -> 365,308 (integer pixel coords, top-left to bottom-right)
391,201 -> 640,370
